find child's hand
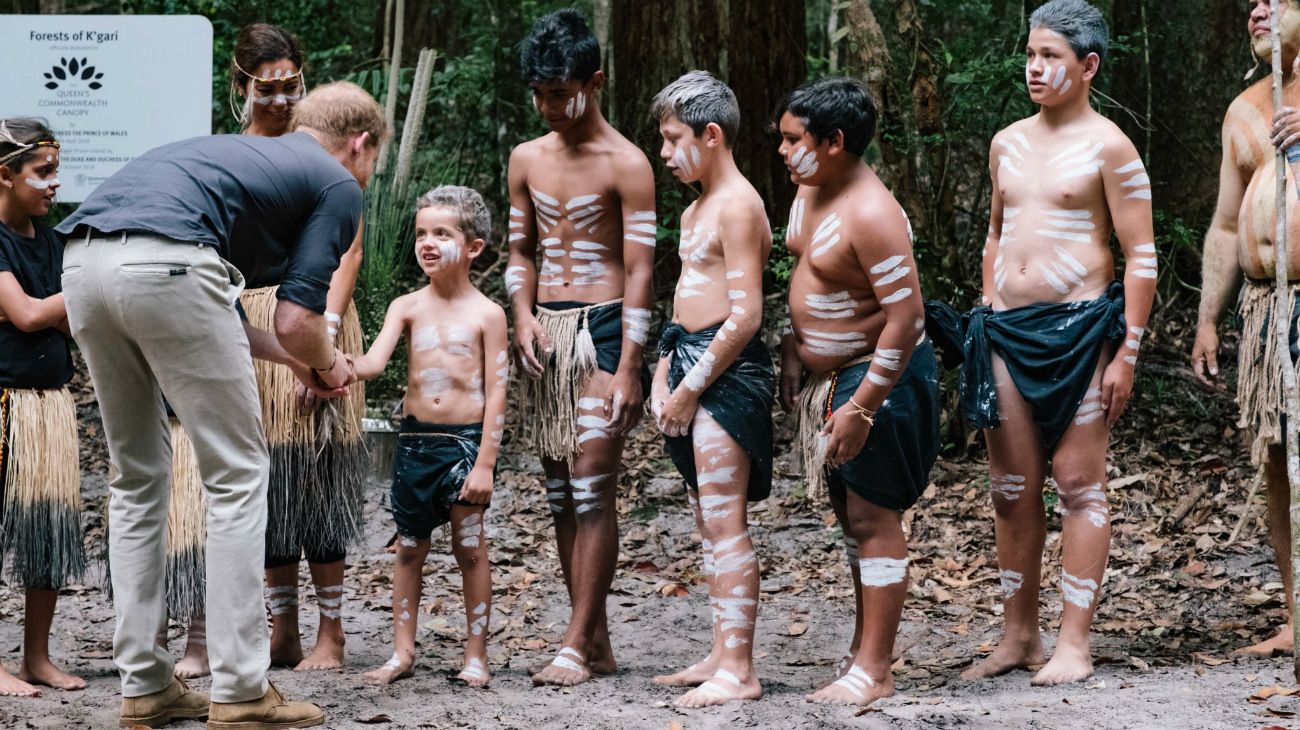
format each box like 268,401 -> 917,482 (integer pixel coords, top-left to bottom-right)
459,465 -> 494,505
657,387 -> 698,438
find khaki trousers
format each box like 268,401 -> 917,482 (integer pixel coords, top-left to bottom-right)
62,232 -> 270,702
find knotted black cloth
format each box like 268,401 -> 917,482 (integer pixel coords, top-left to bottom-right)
659,323 -> 775,502
958,281 -> 1126,453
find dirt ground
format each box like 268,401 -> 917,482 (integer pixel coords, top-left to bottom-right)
2,338 -> 1299,729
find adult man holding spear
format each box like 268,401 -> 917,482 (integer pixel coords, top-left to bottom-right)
1193,0 -> 1300,668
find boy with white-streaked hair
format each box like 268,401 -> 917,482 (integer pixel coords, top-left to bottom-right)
352,185 -> 508,688
649,70 -> 774,709
961,0 -> 1154,686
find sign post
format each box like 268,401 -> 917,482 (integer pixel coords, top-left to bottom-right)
0,15 -> 213,202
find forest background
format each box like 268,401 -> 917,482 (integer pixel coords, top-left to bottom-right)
7,0 -> 1244,415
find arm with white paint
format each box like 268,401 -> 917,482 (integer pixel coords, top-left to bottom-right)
658,204 -> 767,437
821,207 -> 923,466
505,144 -> 549,377
323,225 -> 365,341
350,295 -> 409,382
982,139 -> 1006,306
607,151 -> 657,432
462,304 -> 509,505
1100,137 -> 1157,426
0,271 -> 64,332
1192,114 -> 1248,386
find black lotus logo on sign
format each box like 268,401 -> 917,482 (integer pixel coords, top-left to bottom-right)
44,57 -> 103,90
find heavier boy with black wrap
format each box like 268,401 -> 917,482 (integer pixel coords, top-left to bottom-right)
774,78 -> 942,708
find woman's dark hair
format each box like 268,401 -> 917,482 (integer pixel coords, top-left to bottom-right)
520,8 -> 601,84
0,117 -> 58,172
229,23 -> 304,89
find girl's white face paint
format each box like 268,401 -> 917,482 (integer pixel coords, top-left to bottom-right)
24,176 -> 59,191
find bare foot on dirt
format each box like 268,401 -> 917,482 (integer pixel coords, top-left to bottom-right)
674,668 -> 761,709
806,664 -> 894,707
19,658 -> 85,691
362,653 -> 415,686
173,651 -> 210,679
653,657 -> 718,687
455,657 -> 490,688
532,647 -> 592,686
0,666 -> 40,697
269,632 -> 304,668
961,639 -> 1045,680
295,635 -> 345,671
1031,644 -> 1093,686
1232,625 -> 1294,659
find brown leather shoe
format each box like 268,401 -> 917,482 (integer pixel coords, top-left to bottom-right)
119,677 -> 210,728
207,683 -> 324,729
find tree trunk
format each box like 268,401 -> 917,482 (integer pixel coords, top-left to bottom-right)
610,0 -> 806,226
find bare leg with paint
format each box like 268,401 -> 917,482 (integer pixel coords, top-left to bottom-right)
17,588 -> 84,691
653,489 -> 722,687
534,373 -> 623,687
1234,445 -> 1295,658
363,537 -> 429,685
173,615 -> 210,678
831,490 -> 863,677
673,412 -> 762,709
808,494 -> 905,706
295,561 -> 347,671
451,505 -> 492,688
1033,364 -> 1111,686
963,356 -> 1048,680
266,565 -> 303,667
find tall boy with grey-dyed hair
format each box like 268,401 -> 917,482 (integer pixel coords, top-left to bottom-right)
961,0 -> 1154,686
351,185 -> 509,688
648,70 -> 774,709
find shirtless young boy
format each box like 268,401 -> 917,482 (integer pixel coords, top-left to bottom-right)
773,77 -> 940,708
1193,0 -> 1300,658
506,8 -> 656,686
961,0 -> 1155,686
353,186 -> 508,688
646,71 -> 773,709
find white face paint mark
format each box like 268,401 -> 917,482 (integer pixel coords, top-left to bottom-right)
564,92 -> 588,120
1061,570 -> 1100,609
1050,65 -> 1067,91
803,329 -> 867,358
672,145 -> 700,178
622,307 -> 650,346
24,176 -> 58,190
806,291 -> 857,319
418,367 -> 453,399
624,210 -> 657,247
791,145 -> 819,178
1050,140 -> 1106,179
437,240 -> 463,266
788,198 -> 806,240
990,473 -> 1026,501
683,351 -> 716,392
999,569 -> 1024,600
858,556 -> 909,587
810,213 -> 843,258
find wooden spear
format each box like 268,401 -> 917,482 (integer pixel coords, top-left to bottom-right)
1269,0 -> 1300,683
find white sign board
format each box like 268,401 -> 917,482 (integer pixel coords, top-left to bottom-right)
0,15 -> 213,202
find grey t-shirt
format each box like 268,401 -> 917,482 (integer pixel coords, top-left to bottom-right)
56,132 -> 362,313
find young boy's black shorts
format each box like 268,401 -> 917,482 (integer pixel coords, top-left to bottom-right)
390,417 -> 488,540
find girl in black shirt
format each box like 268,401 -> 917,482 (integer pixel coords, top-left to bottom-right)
0,117 -> 86,696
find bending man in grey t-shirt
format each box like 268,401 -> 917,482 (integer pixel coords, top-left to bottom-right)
55,82 -> 385,729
